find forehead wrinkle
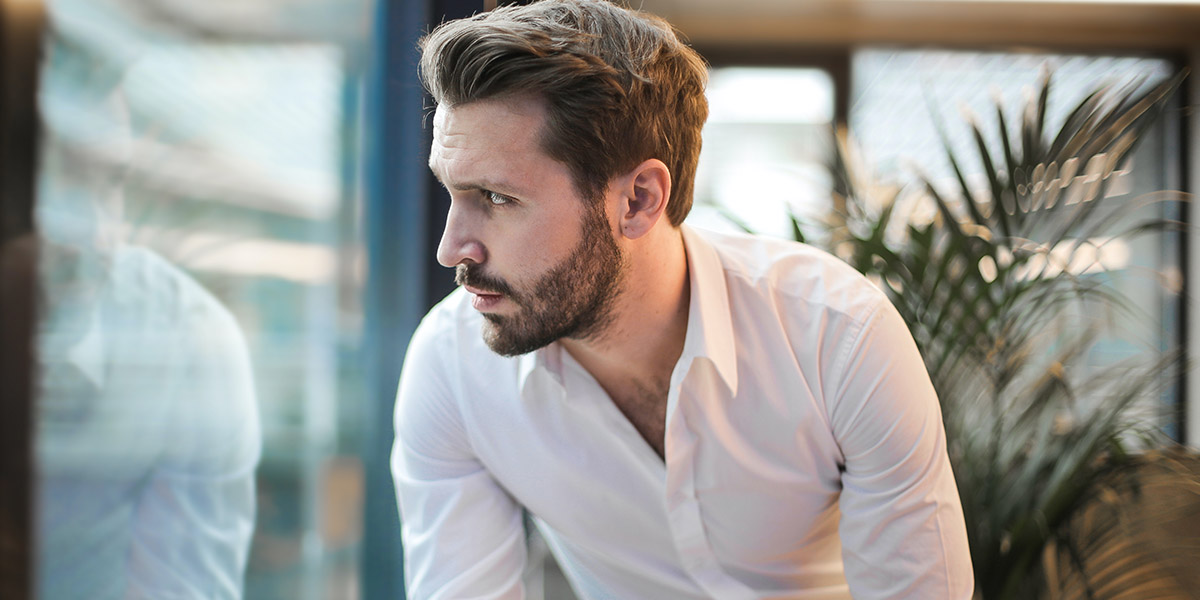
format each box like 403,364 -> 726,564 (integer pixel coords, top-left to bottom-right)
432,143 -> 527,194
432,127 -> 540,198
429,97 -> 576,202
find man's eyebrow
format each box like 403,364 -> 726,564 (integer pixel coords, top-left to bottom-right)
427,166 -> 527,197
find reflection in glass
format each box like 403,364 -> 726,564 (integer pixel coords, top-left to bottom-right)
34,26 -> 260,600
30,0 -> 369,597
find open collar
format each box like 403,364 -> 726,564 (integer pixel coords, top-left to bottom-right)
517,224 -> 739,396
678,224 -> 738,396
518,337 -> 564,395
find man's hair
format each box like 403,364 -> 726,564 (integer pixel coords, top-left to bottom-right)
419,0 -> 708,226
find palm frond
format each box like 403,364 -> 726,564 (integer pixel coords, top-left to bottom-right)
823,69 -> 1194,599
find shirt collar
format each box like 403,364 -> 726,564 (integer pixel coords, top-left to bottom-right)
679,224 -> 738,395
518,336 -> 564,394
518,224 -> 738,396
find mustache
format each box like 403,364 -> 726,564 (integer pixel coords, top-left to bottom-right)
456,264 -> 516,298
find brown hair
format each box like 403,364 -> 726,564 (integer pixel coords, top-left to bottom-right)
419,0 -> 708,226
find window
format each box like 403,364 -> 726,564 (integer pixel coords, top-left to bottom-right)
688,67 -> 836,243
33,2 -> 369,597
850,48 -> 1182,436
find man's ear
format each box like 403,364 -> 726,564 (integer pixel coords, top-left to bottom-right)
617,158 -> 672,240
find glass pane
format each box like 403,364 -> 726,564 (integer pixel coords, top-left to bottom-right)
849,49 -> 1180,435
33,2 -> 366,598
850,50 -> 1174,183
687,67 -> 836,243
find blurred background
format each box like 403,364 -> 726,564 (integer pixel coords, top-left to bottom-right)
0,0 -> 1197,599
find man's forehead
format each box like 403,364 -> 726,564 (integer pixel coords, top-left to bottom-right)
429,98 -> 550,168
427,96 -> 574,199
433,96 -> 547,138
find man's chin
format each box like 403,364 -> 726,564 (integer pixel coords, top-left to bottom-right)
480,317 -> 558,358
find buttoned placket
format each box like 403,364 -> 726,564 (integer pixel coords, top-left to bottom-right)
551,348 -> 667,481
663,358 -> 757,600
543,348 -> 756,599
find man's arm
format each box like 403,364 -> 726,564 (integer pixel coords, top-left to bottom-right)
828,298 -> 974,599
392,316 -> 527,600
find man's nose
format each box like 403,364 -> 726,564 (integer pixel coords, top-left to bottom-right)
435,203 -> 486,268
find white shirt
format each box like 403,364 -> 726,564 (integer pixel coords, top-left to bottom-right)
392,225 -> 973,599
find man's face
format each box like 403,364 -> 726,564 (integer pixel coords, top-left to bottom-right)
430,96 -> 625,356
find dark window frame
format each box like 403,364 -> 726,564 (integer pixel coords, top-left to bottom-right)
0,1 -> 45,598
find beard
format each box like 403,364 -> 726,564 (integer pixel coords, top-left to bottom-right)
456,201 -> 626,357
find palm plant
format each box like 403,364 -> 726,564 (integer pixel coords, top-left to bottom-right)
824,70 -> 1192,598
1043,446 -> 1200,599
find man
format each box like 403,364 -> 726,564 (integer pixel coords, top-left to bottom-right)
393,1 -> 974,598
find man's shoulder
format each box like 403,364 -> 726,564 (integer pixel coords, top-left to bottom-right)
397,287 -> 526,450
693,226 -> 888,324
408,287 -> 480,362
404,287 -> 519,389
416,286 -> 480,337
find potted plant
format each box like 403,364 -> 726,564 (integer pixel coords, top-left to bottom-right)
820,70 -> 1196,598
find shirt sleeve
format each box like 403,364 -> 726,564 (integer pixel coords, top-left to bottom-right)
827,298 -> 974,599
391,316 -> 527,600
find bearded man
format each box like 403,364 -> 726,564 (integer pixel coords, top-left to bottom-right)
392,1 -> 974,598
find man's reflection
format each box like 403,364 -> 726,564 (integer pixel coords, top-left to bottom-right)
34,43 -> 261,599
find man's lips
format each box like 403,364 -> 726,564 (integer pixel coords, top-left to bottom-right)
463,284 -> 502,297
464,285 -> 505,311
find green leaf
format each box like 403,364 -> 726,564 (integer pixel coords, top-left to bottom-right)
823,67 -> 1193,600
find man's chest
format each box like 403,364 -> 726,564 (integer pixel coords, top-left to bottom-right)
604,378 -> 669,460
463,359 -> 848,577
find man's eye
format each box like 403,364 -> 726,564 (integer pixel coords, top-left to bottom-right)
485,191 -> 511,206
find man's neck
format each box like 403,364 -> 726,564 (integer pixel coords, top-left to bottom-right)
560,225 -> 690,411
